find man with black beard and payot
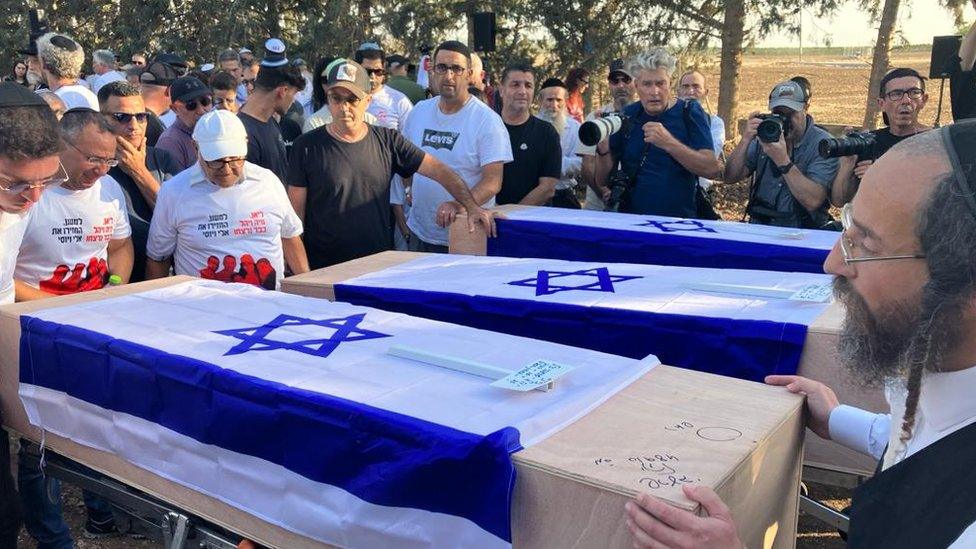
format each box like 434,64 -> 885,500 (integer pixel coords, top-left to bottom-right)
624,120 -> 976,549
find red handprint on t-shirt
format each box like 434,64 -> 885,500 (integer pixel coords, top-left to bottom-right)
199,254 -> 276,289
39,257 -> 109,295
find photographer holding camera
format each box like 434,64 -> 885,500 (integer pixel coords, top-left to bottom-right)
725,80 -> 838,228
594,48 -> 721,217
831,68 -> 930,206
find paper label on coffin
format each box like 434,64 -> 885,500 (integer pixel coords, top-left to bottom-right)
490,360 -> 575,392
18,280 -> 654,548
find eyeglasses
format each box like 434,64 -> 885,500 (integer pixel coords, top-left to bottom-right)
203,157 -> 245,170
883,88 -> 924,101
609,76 -> 632,85
365,68 -> 386,77
242,78 -> 255,87
184,96 -> 212,111
327,93 -> 361,106
839,203 -> 925,264
433,64 -> 467,75
106,111 -> 149,124
65,140 -> 118,167
0,162 -> 69,194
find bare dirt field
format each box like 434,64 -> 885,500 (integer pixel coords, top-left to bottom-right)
17,48 -> 929,548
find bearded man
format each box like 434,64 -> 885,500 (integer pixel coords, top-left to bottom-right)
537,77 -> 583,209
625,120 -> 976,548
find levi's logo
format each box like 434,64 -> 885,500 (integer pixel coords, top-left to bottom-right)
422,129 -> 460,151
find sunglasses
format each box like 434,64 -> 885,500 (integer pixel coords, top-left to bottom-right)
106,111 -> 149,124
183,96 -> 212,111
242,78 -> 255,87
365,68 -> 386,77
203,157 -> 246,170
609,76 -> 632,85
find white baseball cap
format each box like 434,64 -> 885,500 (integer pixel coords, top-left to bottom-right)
192,110 -> 248,162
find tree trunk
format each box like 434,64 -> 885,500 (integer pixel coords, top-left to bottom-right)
717,0 -> 745,140
862,0 -> 901,129
358,0 -> 372,41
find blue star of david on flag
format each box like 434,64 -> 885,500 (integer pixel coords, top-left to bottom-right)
636,219 -> 718,233
213,313 -> 391,358
508,267 -> 643,296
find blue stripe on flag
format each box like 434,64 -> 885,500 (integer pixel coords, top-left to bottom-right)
19,315 -> 519,542
333,285 -> 808,382
487,218 -> 830,274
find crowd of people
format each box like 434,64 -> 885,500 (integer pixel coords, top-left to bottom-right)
0,11 -> 975,548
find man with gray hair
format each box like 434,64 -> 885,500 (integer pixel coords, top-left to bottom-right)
595,48 -> 720,216
90,49 -> 124,95
627,120 -> 976,549
36,32 -> 99,110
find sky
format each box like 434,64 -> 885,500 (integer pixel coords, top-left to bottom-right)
758,0 -> 974,47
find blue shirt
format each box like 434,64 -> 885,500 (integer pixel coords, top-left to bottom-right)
610,99 -> 713,217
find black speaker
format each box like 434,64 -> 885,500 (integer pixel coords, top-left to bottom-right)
930,35 -> 962,79
472,12 -> 496,52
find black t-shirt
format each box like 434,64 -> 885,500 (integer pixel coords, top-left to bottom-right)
496,116 -> 562,205
146,111 -> 165,147
287,125 -> 426,269
280,100 -> 305,149
950,55 -> 976,121
107,147 -> 180,282
239,112 -> 289,183
870,127 -> 917,159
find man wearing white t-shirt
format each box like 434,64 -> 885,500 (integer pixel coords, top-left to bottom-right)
0,82 -> 65,549
89,49 -> 124,96
36,32 -> 99,111
15,109 -> 133,300
146,110 -> 309,289
401,40 -> 511,252
355,43 -> 413,130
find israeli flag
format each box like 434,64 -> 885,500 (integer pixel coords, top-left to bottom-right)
18,280 -> 653,547
335,255 -> 834,382
489,207 -> 840,273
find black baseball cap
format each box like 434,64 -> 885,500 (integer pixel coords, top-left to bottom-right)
140,61 -> 180,86
170,76 -> 210,104
156,53 -> 188,75
608,59 -> 633,80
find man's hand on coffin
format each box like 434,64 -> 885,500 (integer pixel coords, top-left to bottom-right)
626,485 -> 744,549
465,205 -> 498,237
435,200 -> 461,228
765,375 -> 839,440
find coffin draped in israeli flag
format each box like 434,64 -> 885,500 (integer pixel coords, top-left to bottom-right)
486,207 -> 839,274
18,280 -> 654,547
334,255 -> 834,382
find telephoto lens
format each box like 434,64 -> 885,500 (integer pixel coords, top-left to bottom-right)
756,114 -> 786,143
579,114 -> 625,146
818,132 -> 877,160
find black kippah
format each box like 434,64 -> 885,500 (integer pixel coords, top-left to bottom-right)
540,77 -> 567,90
942,120 -> 976,219
0,83 -> 48,109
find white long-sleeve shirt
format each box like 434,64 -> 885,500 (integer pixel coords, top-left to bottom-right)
828,365 -> 976,547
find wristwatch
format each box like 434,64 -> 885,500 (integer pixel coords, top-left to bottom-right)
777,161 -> 794,175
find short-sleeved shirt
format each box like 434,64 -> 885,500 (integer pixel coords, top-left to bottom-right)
146,111 -> 165,147
871,127 -> 919,159
387,75 -> 427,105
609,99 -> 714,217
401,96 -> 513,246
287,125 -> 426,269
16,176 -> 132,294
0,211 -> 30,304
155,117 -> 198,172
745,114 -> 839,228
54,83 -> 99,110
107,147 -> 181,282
497,116 -> 562,205
366,85 -> 413,130
146,162 -> 302,290
91,71 -> 124,95
239,112 -> 289,183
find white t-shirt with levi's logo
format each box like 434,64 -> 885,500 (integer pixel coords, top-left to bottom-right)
146,162 -> 303,290
15,176 -> 131,295
401,96 -> 512,246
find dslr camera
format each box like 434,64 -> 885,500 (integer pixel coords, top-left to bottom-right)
754,113 -> 793,143
818,132 -> 877,161
578,112 -> 633,147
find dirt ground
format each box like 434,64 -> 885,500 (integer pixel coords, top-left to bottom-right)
17,48 -> 913,547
